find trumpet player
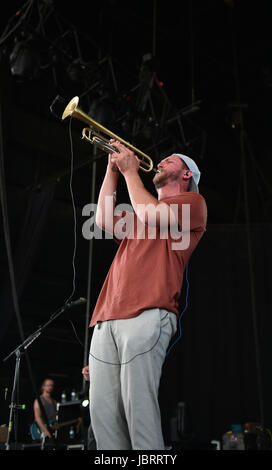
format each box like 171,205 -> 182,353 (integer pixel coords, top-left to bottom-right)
88,139 -> 207,450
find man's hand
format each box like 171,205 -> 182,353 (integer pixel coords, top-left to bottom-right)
107,152 -> 120,173
110,140 -> 139,176
82,365 -> 90,381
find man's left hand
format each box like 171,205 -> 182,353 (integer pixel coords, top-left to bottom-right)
82,365 -> 90,381
110,140 -> 139,175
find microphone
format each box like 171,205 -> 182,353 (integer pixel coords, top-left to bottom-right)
49,95 -> 66,120
65,297 -> 87,308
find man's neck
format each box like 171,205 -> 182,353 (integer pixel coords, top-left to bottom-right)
42,392 -> 51,400
157,181 -> 188,200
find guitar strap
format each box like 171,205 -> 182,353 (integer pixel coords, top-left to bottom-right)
36,395 -> 51,429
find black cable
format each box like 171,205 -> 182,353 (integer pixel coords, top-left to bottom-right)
166,262 -> 189,357
63,116 -> 77,305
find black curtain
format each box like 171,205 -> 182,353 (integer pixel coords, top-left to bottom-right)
0,186 -> 55,343
0,53 -> 56,345
160,223 -> 272,444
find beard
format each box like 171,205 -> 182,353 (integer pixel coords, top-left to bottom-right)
153,169 -> 175,189
152,169 -> 177,189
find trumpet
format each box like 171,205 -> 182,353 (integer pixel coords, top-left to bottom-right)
62,96 -> 154,173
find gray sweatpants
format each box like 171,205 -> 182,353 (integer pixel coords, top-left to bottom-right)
89,308 -> 177,450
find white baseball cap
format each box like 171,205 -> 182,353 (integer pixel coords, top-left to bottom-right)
173,153 -> 201,193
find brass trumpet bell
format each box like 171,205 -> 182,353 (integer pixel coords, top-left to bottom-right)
62,96 -> 153,173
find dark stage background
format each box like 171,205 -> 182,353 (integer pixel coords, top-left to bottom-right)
0,0 -> 271,448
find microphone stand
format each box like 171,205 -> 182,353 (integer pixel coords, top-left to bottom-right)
3,297 -> 86,450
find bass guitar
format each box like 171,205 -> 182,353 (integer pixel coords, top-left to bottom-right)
30,417 -> 81,441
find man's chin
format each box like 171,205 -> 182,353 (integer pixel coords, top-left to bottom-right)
153,173 -> 166,188
152,175 -> 160,188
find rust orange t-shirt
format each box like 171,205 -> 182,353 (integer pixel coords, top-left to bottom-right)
89,192 -> 207,327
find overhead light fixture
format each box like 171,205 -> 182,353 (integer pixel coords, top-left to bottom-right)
226,102 -> 248,129
9,37 -> 41,80
66,58 -> 88,82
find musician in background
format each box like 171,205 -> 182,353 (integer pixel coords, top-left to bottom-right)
88,140 -> 207,450
33,378 -> 57,439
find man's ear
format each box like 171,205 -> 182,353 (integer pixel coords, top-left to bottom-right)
184,170 -> 192,179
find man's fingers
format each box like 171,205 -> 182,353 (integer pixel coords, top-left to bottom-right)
110,139 -> 129,153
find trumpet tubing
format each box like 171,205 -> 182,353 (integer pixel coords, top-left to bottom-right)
62,96 -> 153,173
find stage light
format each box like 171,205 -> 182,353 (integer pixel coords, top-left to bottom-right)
9,38 -> 41,80
66,58 -> 88,82
226,102 -> 248,129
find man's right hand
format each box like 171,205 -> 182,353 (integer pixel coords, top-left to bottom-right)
108,141 -> 121,172
108,154 -> 119,172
